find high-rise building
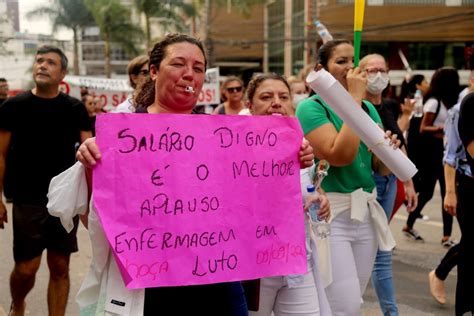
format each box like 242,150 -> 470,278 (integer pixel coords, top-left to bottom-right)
6,0 -> 19,32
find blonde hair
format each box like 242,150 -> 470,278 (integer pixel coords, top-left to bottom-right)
359,53 -> 387,71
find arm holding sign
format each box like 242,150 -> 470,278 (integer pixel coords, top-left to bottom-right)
76,136 -> 101,168
299,138 -> 314,168
76,136 -> 100,228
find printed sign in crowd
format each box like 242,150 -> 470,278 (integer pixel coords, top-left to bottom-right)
60,68 -> 220,111
93,114 -> 307,289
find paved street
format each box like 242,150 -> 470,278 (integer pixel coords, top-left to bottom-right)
0,185 -> 459,315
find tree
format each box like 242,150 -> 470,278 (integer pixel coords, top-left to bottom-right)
134,0 -> 196,48
27,0 -> 95,75
85,0 -> 144,78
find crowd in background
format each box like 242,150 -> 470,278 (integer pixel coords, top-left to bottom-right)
0,33 -> 473,316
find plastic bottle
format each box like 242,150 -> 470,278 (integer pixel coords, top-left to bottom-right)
306,184 -> 330,238
314,21 -> 333,44
413,89 -> 423,117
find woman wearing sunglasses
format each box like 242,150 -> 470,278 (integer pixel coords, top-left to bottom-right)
213,76 -> 247,115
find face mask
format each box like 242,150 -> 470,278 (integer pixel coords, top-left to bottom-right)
367,72 -> 389,95
292,93 -> 309,108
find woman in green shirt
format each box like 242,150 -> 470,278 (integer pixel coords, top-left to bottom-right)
296,40 -> 398,315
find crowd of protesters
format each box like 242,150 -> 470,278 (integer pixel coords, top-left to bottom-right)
0,33 -> 473,316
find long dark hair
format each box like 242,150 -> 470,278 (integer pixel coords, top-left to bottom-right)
399,74 -> 425,103
425,67 -> 460,109
317,39 -> 351,70
134,33 -> 207,109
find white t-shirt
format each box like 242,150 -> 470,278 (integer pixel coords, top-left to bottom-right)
423,98 -> 447,127
458,87 -> 469,103
114,97 -> 134,113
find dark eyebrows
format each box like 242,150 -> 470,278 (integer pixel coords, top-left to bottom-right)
36,56 -> 58,64
171,56 -> 205,67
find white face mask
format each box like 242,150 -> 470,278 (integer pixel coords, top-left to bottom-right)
292,93 -> 309,108
367,72 -> 389,95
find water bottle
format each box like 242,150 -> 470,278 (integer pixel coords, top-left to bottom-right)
314,21 -> 333,44
413,89 -> 423,117
306,184 -> 330,239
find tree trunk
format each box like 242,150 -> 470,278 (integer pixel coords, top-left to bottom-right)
104,31 -> 111,78
202,0 -> 214,67
146,14 -> 151,49
73,27 -> 79,75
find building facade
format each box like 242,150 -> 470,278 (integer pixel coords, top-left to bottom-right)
206,0 -> 472,82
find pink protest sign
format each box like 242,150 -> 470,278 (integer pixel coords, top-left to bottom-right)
93,113 -> 307,289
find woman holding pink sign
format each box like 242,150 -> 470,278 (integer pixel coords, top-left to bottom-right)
296,40 -> 400,315
246,73 -> 331,316
71,34 -> 315,316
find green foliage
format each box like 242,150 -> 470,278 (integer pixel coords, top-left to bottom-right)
85,0 -> 144,56
27,0 -> 94,33
134,0 -> 196,18
27,0 -> 95,73
196,0 -> 265,17
133,0 -> 196,45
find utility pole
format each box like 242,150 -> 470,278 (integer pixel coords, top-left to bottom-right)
304,0 -> 313,66
202,0 -> 214,67
284,0 -> 292,77
263,4 -> 269,73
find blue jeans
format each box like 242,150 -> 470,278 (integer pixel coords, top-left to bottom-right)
372,173 -> 399,316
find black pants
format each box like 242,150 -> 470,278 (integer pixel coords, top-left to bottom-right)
435,243 -> 460,280
407,137 -> 453,236
455,173 -> 474,316
144,281 -> 248,315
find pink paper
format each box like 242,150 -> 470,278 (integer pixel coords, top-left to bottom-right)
93,113 -> 307,289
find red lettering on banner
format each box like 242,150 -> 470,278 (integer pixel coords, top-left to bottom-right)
99,94 -> 107,108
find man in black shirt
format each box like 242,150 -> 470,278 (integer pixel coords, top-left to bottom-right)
0,46 -> 92,315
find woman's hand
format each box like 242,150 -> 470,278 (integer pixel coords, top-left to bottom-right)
304,194 -> 331,221
444,191 -> 457,216
401,98 -> 415,116
384,130 -> 401,150
347,67 -> 367,105
299,138 -> 314,169
317,194 -> 330,221
371,130 -> 401,175
403,179 -> 418,212
76,137 -> 102,168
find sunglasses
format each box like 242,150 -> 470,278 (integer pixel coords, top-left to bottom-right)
226,86 -> 243,93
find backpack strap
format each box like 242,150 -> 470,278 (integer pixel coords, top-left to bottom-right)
311,95 -> 371,118
311,95 -> 331,119
434,98 -> 442,122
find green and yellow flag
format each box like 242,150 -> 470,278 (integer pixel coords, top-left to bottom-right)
354,0 -> 366,67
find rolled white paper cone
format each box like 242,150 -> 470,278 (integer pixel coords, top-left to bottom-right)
306,69 -> 418,181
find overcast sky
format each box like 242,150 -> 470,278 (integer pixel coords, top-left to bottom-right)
20,0 -> 72,40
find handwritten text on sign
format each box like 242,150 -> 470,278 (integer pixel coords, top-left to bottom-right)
93,114 -> 307,289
